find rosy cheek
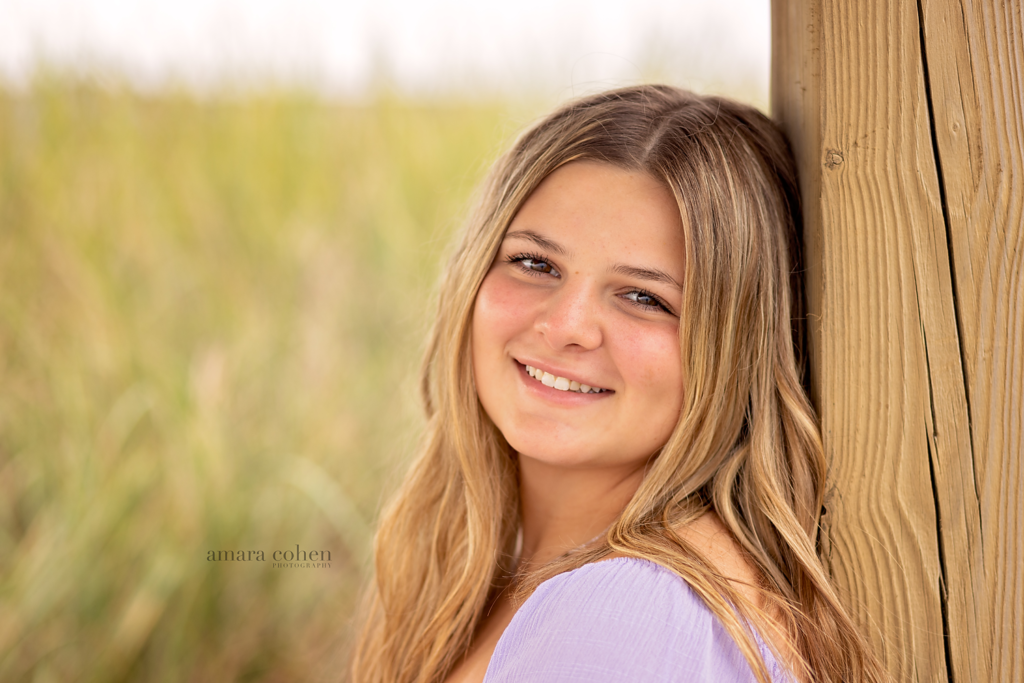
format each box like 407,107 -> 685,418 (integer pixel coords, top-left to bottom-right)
616,322 -> 681,388
475,271 -> 537,337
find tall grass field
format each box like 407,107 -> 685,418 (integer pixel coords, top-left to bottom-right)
0,76 -> 534,681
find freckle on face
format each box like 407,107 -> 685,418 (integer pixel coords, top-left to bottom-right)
471,161 -> 686,472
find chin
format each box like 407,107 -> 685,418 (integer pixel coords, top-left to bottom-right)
506,434 -> 614,469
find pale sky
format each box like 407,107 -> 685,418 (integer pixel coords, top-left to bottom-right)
0,0 -> 770,103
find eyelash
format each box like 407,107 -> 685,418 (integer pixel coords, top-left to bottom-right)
505,251 -> 672,314
624,287 -> 671,313
506,251 -> 557,276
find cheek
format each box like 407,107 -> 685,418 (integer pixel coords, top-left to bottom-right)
472,271 -> 540,430
616,322 -> 683,398
473,270 -> 536,349
472,271 -> 527,394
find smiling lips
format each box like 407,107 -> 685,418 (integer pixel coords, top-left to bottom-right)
523,364 -> 609,394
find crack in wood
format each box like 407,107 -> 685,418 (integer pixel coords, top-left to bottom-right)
916,0 -> 984,536
926,436 -> 955,683
916,1 -> 959,682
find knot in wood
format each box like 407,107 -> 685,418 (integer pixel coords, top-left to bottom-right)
825,149 -> 844,170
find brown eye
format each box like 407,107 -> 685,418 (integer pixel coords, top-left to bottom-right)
522,258 -> 553,273
633,292 -> 655,305
622,289 -> 669,313
506,253 -> 561,277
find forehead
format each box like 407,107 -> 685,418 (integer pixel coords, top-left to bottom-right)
507,161 -> 685,270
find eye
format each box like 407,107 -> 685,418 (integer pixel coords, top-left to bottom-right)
622,289 -> 671,313
506,252 -> 560,277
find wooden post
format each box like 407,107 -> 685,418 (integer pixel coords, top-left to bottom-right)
772,1 -> 1023,681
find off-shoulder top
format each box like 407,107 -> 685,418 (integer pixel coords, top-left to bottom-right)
483,556 -> 791,683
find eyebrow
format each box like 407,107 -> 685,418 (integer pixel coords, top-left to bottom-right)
613,264 -> 683,290
503,230 -> 569,256
504,229 -> 681,290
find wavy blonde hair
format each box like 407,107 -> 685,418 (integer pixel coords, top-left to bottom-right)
351,85 -> 886,683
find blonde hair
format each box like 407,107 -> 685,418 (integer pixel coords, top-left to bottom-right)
351,85 -> 887,683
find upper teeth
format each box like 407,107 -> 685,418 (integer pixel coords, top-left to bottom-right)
524,365 -> 606,393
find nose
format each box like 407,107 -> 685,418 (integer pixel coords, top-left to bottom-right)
534,278 -> 603,351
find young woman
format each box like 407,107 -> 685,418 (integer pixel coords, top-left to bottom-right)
351,85 -> 887,683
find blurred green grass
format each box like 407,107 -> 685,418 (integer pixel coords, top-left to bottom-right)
0,74 -> 531,682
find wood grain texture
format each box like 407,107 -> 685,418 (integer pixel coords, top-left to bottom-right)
769,1 -> 1019,681
817,1 -> 951,677
920,1 -> 1024,680
771,0 -> 823,411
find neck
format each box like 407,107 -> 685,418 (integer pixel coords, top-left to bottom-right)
516,455 -> 647,569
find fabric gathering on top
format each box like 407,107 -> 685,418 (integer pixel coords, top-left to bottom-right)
484,557 -> 792,683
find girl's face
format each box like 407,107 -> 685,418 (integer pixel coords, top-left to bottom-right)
472,161 -> 686,472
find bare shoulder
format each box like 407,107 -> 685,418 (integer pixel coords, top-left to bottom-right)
673,511 -> 806,682
599,511 -> 762,607
673,511 -> 763,603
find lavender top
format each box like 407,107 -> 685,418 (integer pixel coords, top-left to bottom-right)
484,557 -> 790,683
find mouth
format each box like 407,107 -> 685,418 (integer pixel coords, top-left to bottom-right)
518,361 -> 611,394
